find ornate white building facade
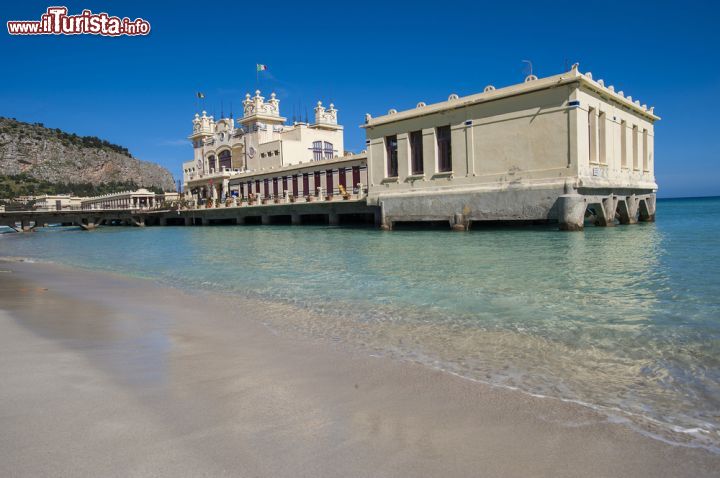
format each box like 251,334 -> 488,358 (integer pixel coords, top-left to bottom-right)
183,90 -> 345,202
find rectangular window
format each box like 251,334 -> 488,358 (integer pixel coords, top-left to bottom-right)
323,141 -> 334,159
588,108 -> 597,164
311,141 -> 323,161
598,111 -> 606,165
292,175 -> 298,197
326,170 -> 334,195
632,125 -> 639,170
339,168 -> 347,188
282,176 -> 288,194
302,173 -> 309,196
272,177 -> 278,197
264,178 -> 270,198
620,120 -> 627,169
410,130 -> 424,174
643,129 -> 649,172
314,171 -> 321,195
240,183 -> 245,198
385,135 -> 398,177
255,180 -> 260,196
436,126 -> 452,172
352,166 -> 361,191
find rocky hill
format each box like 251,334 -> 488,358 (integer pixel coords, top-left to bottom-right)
0,117 -> 175,192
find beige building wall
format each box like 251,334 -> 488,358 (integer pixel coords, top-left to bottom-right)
180,66 -> 657,228
365,86 -> 575,200
362,67 -> 659,224
573,87 -> 656,191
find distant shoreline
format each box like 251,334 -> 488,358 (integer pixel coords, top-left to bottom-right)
657,195 -> 720,200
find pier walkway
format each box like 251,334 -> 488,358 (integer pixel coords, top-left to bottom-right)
0,198 -> 380,232
1,192 -> 656,232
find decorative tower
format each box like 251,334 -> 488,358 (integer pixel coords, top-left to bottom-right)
189,111 -> 215,176
239,91 -> 286,170
313,101 -> 341,130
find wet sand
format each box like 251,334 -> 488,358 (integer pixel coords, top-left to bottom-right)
0,259 -> 718,477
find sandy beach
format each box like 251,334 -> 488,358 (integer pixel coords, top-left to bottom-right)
0,258 -> 718,477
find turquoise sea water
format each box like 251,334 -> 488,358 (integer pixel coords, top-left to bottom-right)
2,197 -> 719,451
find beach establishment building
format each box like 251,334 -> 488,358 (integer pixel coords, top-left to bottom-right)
35,194 -> 83,211
182,90 -> 368,203
180,65 -> 658,230
81,189 -> 158,210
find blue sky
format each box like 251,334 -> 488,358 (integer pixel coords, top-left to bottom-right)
1,0 -> 718,197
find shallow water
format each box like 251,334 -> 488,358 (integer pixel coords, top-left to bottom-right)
2,197 -> 719,450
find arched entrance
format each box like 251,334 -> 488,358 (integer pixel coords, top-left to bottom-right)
218,150 -> 232,170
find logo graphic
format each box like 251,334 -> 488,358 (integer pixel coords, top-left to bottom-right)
7,7 -> 151,36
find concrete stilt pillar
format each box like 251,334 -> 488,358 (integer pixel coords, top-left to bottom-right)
451,213 -> 468,231
79,220 -> 96,231
617,196 -> 639,225
639,194 -> 656,222
328,212 -> 339,226
184,216 -> 193,226
291,213 -> 301,225
379,201 -> 392,230
594,196 -> 618,227
374,209 -> 383,228
261,214 -> 271,225
557,194 -> 586,231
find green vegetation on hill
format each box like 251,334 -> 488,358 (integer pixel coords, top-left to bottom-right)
0,173 -> 163,200
0,117 -> 131,157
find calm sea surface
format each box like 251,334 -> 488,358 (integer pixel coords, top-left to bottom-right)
2,197 -> 719,450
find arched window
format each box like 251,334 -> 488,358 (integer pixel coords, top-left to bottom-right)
218,150 -> 231,170
208,155 -> 216,172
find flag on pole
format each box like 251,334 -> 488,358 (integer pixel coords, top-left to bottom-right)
256,64 -> 268,72
196,92 -> 205,99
